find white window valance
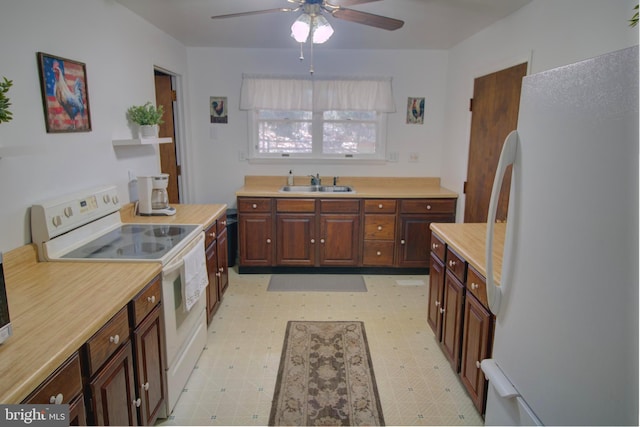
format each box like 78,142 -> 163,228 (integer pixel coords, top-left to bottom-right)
240,74 -> 396,113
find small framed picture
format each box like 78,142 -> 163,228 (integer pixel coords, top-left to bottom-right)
406,97 -> 425,124
37,52 -> 91,133
210,96 -> 228,123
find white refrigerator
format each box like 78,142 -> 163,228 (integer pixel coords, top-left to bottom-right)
481,45 -> 639,425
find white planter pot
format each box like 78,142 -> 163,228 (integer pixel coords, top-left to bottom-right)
138,124 -> 158,139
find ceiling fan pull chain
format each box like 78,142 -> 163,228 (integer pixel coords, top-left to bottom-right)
310,39 -> 314,74
299,42 -> 304,61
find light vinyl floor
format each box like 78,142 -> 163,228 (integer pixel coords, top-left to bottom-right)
156,269 -> 484,426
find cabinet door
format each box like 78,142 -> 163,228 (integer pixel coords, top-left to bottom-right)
217,228 -> 229,295
276,213 -> 316,266
69,394 -> 87,426
440,270 -> 465,372
89,340 -> 138,426
133,305 -> 165,426
460,292 -> 493,414
398,215 -> 432,268
319,214 -> 360,266
428,253 -> 445,340
206,240 -> 221,323
238,213 -> 273,266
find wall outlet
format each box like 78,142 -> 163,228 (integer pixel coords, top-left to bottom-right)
238,151 -> 247,161
409,152 -> 419,162
387,151 -> 399,162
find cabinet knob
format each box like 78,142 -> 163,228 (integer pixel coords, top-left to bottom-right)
110,334 -> 120,345
49,393 -> 63,405
401,239 -> 406,245
432,243 -> 439,249
252,204 -> 257,209
439,308 -> 445,314
448,260 -> 456,267
133,398 -> 141,407
320,238 -> 325,244
471,283 -> 478,290
377,225 -> 383,231
147,295 -> 156,304
378,204 -> 383,209
435,300 -> 440,307
376,251 -> 382,256
221,220 -> 226,226
209,231 -> 216,238
219,267 -> 224,273
476,361 -> 481,369
216,272 -> 221,277
311,238 -> 315,244
266,238 -> 271,244
426,204 -> 432,210
143,382 -> 150,391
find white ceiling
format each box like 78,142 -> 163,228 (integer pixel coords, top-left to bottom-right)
115,0 -> 532,50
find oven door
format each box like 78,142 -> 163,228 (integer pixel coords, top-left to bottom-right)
161,232 -> 207,367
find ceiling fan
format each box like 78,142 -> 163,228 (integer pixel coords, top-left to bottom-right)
211,0 -> 405,40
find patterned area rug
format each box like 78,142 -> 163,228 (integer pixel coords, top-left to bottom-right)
269,321 -> 384,426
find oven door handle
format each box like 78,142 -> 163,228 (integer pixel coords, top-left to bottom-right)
163,232 -> 205,276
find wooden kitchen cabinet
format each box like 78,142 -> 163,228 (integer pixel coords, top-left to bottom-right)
318,199 -> 360,267
440,269 -> 465,372
217,226 -> 229,295
238,198 -> 273,267
205,216 -> 229,324
276,199 -> 316,266
398,199 -> 456,268
362,199 -> 397,266
427,252 -> 445,340
206,235 -> 221,323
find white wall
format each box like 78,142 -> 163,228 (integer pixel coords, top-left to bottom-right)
185,48 -> 449,207
0,0 -> 189,253
441,0 -> 638,221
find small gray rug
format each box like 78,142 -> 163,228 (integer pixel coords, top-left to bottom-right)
268,274 -> 367,292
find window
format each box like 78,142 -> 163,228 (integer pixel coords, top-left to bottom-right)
241,75 -> 395,161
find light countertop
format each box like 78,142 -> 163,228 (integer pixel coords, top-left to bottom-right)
236,176 -> 458,199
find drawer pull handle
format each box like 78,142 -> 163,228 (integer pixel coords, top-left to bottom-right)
219,267 -> 224,273
432,243 -> 439,249
439,308 -> 445,314
216,272 -> 221,277
471,283 -> 479,290
209,232 -> 216,238
426,205 -> 432,210
435,300 -> 440,307
252,204 -> 257,209
401,239 -> 406,245
143,382 -> 150,391
320,238 -> 325,244
110,334 -> 120,345
376,251 -> 382,256
147,295 -> 156,304
221,220 -> 226,226
50,393 -> 63,404
377,225 -> 383,231
311,239 -> 315,244
266,238 -> 271,244
133,398 -> 141,407
378,204 -> 383,209
449,260 -> 456,267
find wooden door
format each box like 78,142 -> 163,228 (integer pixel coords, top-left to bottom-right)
464,62 -> 527,223
154,72 -> 180,204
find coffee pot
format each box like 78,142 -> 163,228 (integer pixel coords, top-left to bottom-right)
137,174 -> 176,216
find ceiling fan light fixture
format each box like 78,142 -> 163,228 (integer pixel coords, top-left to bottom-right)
291,13 -> 311,43
312,14 -> 333,44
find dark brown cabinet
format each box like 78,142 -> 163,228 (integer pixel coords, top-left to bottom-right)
276,199 -> 316,266
205,216 -> 229,324
205,236 -> 221,323
427,252 -> 445,340
318,199 -> 360,267
238,198 -> 273,267
440,269 -> 465,371
362,200 -> 397,266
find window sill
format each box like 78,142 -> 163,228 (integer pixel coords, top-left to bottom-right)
246,157 -> 388,165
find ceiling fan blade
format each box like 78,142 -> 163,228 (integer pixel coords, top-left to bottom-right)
211,8 -> 294,20
326,0 -> 382,6
330,8 -> 404,30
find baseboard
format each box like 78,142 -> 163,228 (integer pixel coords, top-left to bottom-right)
237,266 -> 429,275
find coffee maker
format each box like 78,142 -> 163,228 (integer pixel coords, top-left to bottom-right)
137,174 -> 176,216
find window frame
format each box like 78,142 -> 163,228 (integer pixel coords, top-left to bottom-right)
247,109 -> 388,161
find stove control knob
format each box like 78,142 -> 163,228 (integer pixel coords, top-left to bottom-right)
63,207 -> 73,218
52,215 -> 62,227
112,195 -> 119,204
103,194 -> 111,204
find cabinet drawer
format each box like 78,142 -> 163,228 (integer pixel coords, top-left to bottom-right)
204,221 -> 217,248
131,275 -> 162,326
238,198 -> 272,213
362,241 -> 395,266
446,247 -> 466,283
400,198 -> 456,214
276,198 -> 316,212
364,215 -> 396,240
217,213 -> 227,234
466,266 -> 489,308
364,199 -> 397,213
23,352 -> 82,405
430,233 -> 446,262
85,306 -> 130,377
320,199 -> 360,213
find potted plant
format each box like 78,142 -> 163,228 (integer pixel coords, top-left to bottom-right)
0,77 -> 13,124
126,102 -> 164,138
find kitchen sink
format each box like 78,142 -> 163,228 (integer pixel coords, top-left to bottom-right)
279,185 -> 355,193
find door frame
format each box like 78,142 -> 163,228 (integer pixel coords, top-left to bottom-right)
153,66 -> 189,203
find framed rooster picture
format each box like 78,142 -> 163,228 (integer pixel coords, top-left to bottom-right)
406,97 -> 425,124
37,52 -> 91,133
210,96 -> 228,124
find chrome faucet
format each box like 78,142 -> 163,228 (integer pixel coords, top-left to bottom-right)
333,176 -> 339,186
309,174 -> 321,186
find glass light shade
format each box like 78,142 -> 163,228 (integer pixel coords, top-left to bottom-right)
312,15 -> 333,44
291,14 -> 311,43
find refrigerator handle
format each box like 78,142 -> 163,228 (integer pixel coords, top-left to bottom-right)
485,130 -> 518,315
